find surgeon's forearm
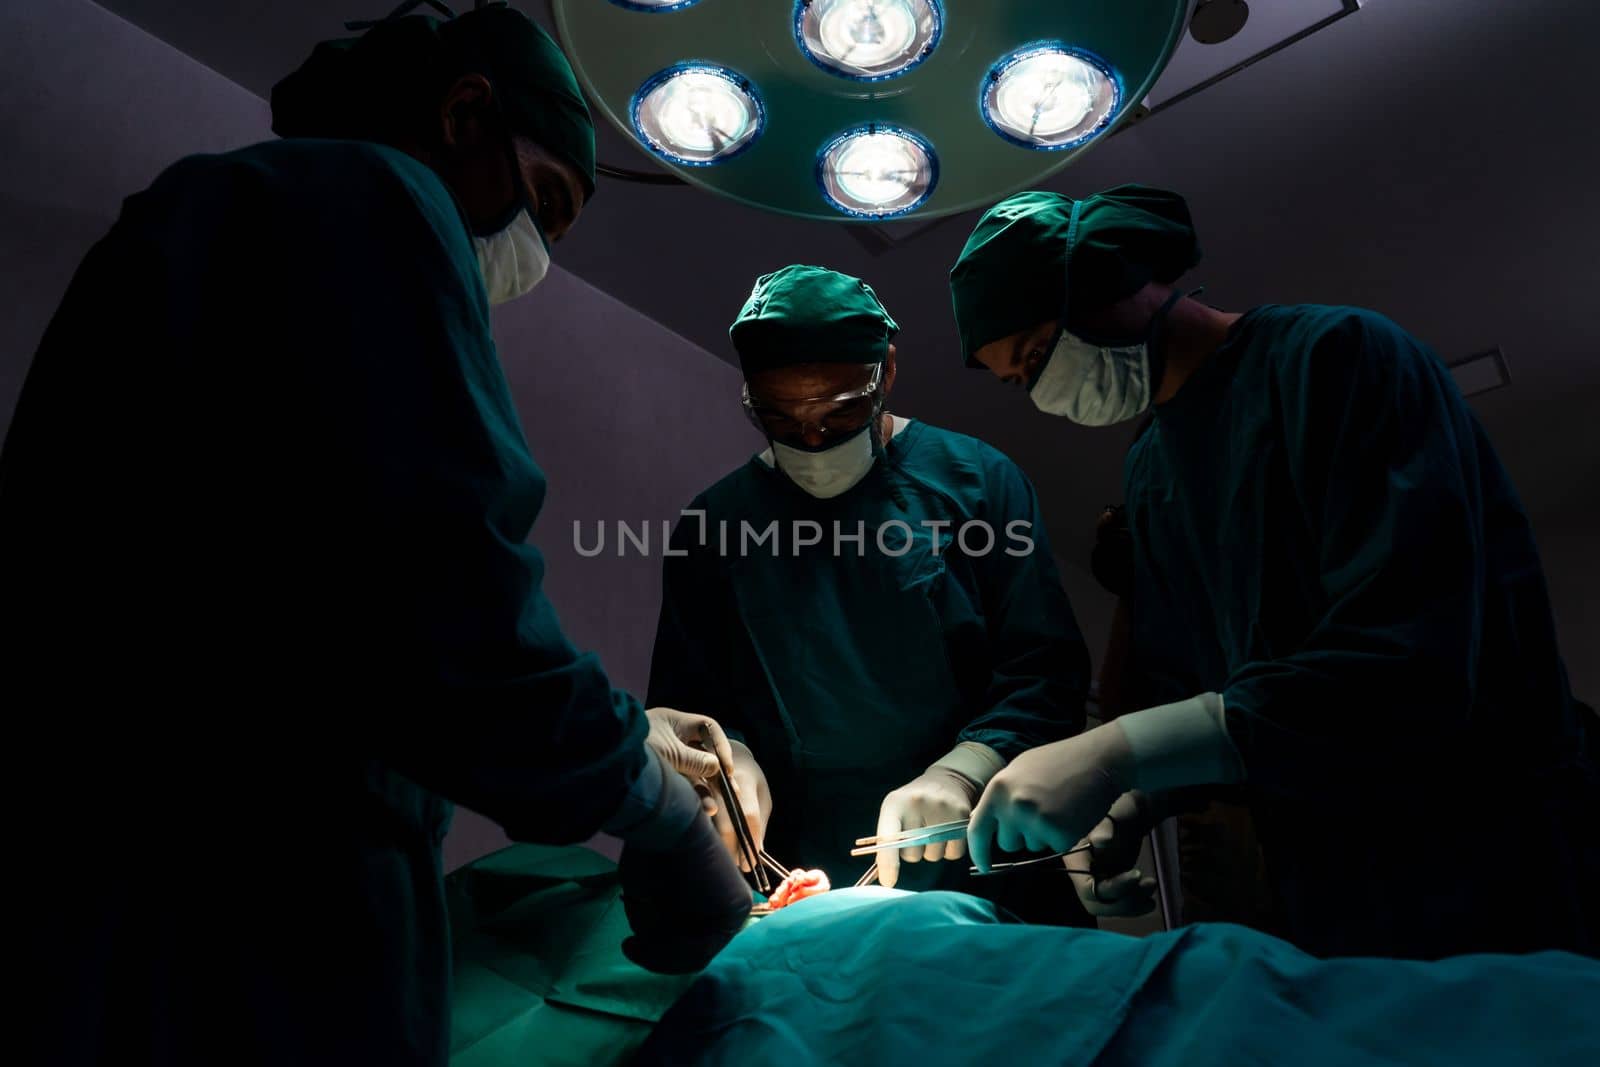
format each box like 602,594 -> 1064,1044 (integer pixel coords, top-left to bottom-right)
932,741 -> 1006,790
973,559 -> 1092,746
388,681 -> 649,845
961,664 -> 1090,756
1114,693 -> 1246,795
958,697 -> 1085,763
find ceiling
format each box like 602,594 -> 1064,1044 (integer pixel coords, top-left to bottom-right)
90,0 -> 1600,565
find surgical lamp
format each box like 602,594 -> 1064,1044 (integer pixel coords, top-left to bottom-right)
561,1 -> 1196,221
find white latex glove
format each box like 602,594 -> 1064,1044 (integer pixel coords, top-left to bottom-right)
970,694 -> 1243,874
1064,790 -> 1160,917
702,741 -> 771,873
643,707 -> 734,783
967,723 -> 1134,873
875,764 -> 983,889
1117,693 -> 1243,794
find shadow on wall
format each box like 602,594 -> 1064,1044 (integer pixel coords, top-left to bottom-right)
0,0 -> 272,441
445,271 -> 751,870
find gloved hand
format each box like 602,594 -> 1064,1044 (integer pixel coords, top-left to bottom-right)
1064,790 -> 1160,917
875,765 -> 981,888
967,723 -> 1134,873
608,748 -> 752,974
1115,692 -> 1243,794
702,741 -> 771,873
643,706 -> 734,783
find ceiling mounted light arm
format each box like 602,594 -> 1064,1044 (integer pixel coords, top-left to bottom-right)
1135,0 -> 1361,124
598,161 -> 688,185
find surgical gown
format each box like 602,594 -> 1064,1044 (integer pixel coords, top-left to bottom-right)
3,140 -> 647,1065
648,422 -> 1092,921
1125,304 -> 1598,958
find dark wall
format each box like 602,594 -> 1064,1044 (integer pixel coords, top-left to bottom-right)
450,272 -> 749,868
0,0 -> 750,870
0,0 -> 272,442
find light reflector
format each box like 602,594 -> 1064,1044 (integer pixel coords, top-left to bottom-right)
817,125 -> 937,218
982,45 -> 1121,150
795,0 -> 942,81
630,64 -> 765,166
607,0 -> 703,11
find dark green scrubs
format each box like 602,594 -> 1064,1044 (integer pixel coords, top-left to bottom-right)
4,140 -> 646,1064
648,421 -> 1092,923
1126,304 -> 1598,958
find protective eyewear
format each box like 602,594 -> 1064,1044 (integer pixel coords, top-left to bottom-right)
741,364 -> 883,443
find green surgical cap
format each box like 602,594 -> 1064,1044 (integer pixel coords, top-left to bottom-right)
271,2 -> 597,199
948,184 -> 1200,365
730,265 -> 900,377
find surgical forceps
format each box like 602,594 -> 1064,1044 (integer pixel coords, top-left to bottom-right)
852,817 -> 1092,874
699,723 -> 781,894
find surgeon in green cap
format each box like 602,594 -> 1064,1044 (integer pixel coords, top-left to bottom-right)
647,265 -> 1095,926
949,185 -> 1599,959
4,4 -> 750,1064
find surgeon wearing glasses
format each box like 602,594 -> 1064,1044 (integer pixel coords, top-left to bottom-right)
646,265 -> 1096,925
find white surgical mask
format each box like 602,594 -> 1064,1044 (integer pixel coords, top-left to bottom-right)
771,425 -> 877,499
474,206 -> 550,305
1028,287 -> 1188,425
1028,330 -> 1151,426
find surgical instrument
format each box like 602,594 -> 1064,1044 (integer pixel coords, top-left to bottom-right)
850,818 -> 970,857
699,723 -> 772,894
968,842 -> 1092,875
757,850 -> 791,882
